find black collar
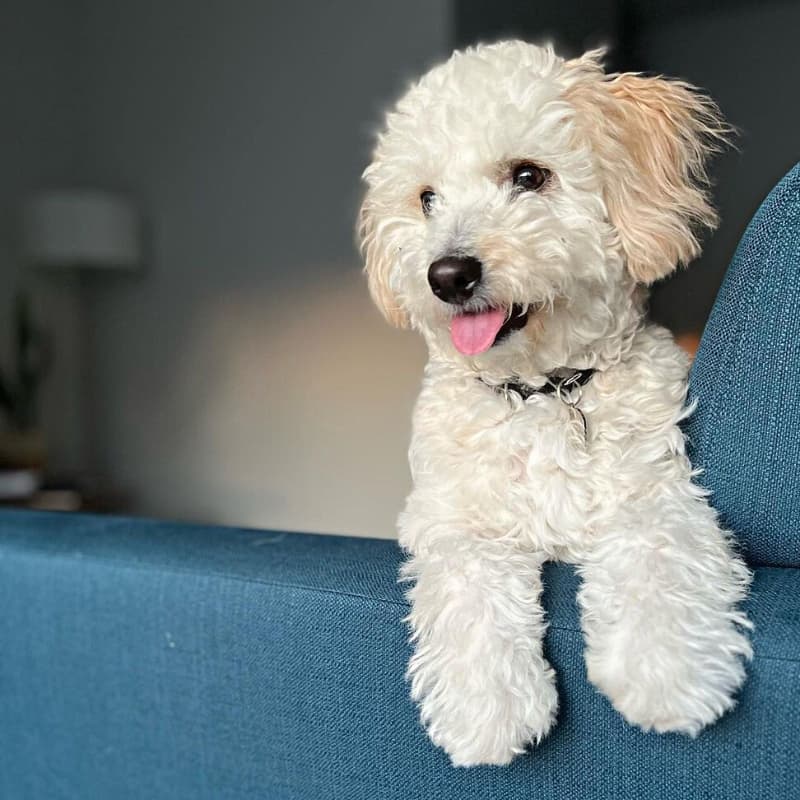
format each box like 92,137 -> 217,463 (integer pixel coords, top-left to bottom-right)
480,368 -> 596,402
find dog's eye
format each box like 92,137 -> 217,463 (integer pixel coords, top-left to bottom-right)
420,190 -> 437,216
512,163 -> 550,192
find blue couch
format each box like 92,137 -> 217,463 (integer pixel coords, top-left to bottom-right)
1,164 -> 798,799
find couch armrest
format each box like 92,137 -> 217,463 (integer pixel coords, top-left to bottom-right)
687,162 -> 800,566
1,510 -> 798,799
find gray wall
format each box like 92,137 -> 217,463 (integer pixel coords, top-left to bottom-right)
77,1 -> 448,535
0,0 -> 85,474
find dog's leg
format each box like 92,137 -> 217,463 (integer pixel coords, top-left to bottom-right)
402,535 -> 557,766
578,483 -> 752,734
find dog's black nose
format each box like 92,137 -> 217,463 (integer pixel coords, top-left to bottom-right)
428,256 -> 483,304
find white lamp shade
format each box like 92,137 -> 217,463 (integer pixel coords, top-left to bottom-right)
22,190 -> 140,269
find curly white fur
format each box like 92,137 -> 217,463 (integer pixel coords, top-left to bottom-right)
359,41 -> 752,767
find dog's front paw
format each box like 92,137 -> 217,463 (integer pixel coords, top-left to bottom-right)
587,621 -> 752,736
414,667 -> 559,766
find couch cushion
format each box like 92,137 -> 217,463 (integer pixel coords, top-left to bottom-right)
686,163 -> 800,566
1,511 -> 798,799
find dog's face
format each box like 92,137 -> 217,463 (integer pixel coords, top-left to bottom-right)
360,42 -> 725,371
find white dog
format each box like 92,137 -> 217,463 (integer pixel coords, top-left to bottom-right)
359,41 -> 752,767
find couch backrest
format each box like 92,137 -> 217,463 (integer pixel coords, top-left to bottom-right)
686,162 -> 800,566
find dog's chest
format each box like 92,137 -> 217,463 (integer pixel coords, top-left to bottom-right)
411,387 -> 596,552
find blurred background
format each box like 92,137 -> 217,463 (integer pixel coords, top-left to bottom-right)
1,0 -> 797,537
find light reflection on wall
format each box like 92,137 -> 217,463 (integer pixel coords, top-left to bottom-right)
163,268 -> 426,537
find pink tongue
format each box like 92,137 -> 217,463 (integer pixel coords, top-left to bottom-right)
450,309 -> 506,355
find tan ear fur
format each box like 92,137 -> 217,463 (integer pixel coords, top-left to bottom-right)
568,63 -> 729,283
358,192 -> 409,328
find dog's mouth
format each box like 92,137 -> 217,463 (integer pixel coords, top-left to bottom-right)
449,304 -> 531,355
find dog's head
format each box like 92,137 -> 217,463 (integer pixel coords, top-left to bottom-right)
359,42 -> 726,370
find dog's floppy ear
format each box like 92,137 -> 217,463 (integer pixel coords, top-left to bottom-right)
569,62 -> 729,284
358,188 -> 409,328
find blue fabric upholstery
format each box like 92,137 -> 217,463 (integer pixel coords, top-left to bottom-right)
686,163 -> 800,566
0,509 -> 798,800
